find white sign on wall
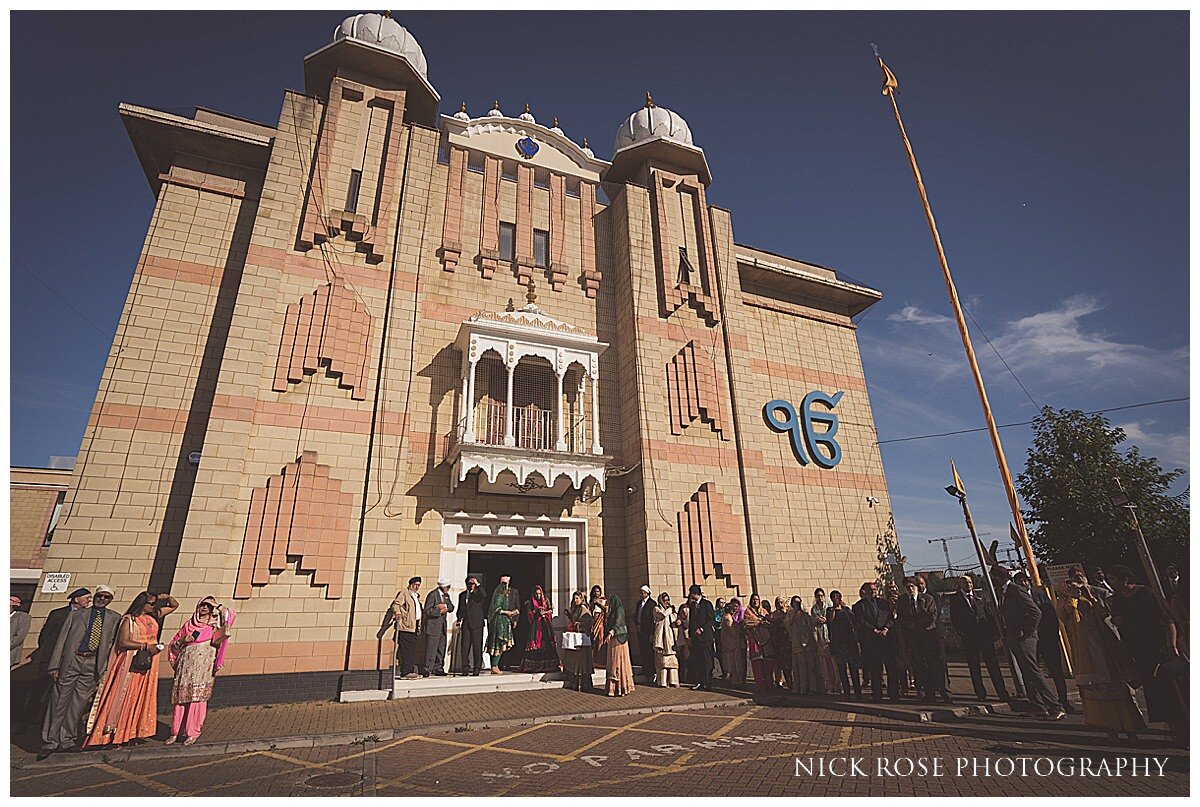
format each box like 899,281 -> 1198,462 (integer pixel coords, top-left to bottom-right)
41,573 -> 71,594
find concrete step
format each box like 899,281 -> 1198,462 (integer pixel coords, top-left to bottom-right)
390,670 -> 606,699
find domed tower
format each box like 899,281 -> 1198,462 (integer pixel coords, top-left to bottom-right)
604,93 -> 711,188
601,93 -> 751,605
303,12 -> 439,124
296,12 -> 441,264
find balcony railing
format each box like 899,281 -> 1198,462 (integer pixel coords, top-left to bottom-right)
449,401 -> 593,455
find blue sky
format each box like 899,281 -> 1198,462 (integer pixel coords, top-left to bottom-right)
10,12 -> 1189,572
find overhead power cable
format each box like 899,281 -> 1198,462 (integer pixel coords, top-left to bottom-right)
877,397 -> 1189,445
13,256 -> 109,338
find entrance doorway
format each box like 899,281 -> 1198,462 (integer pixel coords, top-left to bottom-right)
467,550 -> 550,605
468,551 -> 550,670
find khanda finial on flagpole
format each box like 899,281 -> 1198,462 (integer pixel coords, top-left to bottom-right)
870,43 -> 899,96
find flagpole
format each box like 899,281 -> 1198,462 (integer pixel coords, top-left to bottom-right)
872,45 -> 1043,588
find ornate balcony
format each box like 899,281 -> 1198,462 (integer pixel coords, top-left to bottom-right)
449,285 -> 609,497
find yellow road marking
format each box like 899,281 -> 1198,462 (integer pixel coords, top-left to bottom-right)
373,722 -> 558,790
12,763 -> 103,783
838,711 -> 856,746
541,729 -> 951,796
666,704 -> 760,770
94,762 -> 181,796
560,713 -> 663,759
544,720 -> 710,738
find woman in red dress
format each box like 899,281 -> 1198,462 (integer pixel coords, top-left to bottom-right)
520,585 -> 560,673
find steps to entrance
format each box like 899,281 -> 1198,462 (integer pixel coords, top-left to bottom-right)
389,670 -> 607,699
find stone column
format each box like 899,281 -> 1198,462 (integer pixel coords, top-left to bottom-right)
591,373 -> 601,455
464,358 -> 478,443
555,369 -> 566,452
504,361 -> 516,447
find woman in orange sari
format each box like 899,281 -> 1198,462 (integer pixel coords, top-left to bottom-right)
85,591 -> 178,747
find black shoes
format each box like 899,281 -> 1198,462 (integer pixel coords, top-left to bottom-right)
36,747 -> 54,761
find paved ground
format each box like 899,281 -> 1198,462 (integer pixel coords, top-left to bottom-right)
11,663 -> 1189,796
11,701 -> 1188,796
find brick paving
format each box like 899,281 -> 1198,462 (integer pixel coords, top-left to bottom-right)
10,682 -> 741,763
13,700 -> 1187,796
12,663 -> 1188,796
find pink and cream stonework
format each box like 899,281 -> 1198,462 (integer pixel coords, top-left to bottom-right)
23,13 -> 895,691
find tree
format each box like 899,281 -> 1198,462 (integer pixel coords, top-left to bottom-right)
1016,406 -> 1189,576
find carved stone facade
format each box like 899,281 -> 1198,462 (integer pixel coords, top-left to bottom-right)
23,14 -> 893,693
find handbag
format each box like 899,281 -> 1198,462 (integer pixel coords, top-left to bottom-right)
127,615 -> 153,672
1155,656 -> 1188,681
130,648 -> 153,673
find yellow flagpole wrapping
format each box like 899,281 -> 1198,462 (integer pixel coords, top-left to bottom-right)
872,45 -> 1043,588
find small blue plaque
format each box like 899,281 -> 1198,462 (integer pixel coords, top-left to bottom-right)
516,136 -> 539,159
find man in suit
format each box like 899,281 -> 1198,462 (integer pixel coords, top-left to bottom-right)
687,584 -> 716,691
455,576 -> 487,676
39,584 -> 119,759
422,578 -> 455,677
897,577 -> 953,703
11,596 -> 31,668
851,581 -> 898,702
915,575 -> 952,702
1031,578 -> 1074,714
1091,567 -> 1115,597
16,588 -> 91,729
947,575 -> 1009,701
1003,572 -> 1065,720
634,585 -> 656,683
384,577 -> 422,679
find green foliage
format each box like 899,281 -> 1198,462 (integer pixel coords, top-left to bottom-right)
1016,406 -> 1189,575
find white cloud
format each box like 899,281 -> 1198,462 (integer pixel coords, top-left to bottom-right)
887,305 -> 953,327
880,295 -> 1188,390
1116,420 -> 1190,471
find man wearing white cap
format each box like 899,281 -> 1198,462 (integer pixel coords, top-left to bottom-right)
422,578 -> 455,677
40,584 -> 119,759
634,584 -> 656,683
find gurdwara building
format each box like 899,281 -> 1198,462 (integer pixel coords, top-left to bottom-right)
25,13 -> 895,696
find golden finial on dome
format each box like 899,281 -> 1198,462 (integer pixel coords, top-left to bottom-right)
553,116 -> 559,128
382,9 -> 392,18
492,99 -> 500,110
524,102 -> 532,114
526,278 -> 537,306
505,297 -> 515,312
460,101 -> 467,113
645,91 -> 655,108
583,136 -> 589,148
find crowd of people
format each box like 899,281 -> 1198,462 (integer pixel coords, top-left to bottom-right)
384,578 -> 721,696
9,587 -> 235,760
384,563 -> 1188,744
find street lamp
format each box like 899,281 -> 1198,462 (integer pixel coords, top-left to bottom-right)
1111,477 -> 1165,598
944,462 -> 1025,698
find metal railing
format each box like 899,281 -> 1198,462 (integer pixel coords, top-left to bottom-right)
449,402 -> 593,455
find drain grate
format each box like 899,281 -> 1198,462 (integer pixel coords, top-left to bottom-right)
304,772 -> 362,789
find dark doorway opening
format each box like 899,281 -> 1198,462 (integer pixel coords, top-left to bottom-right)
467,551 -> 550,670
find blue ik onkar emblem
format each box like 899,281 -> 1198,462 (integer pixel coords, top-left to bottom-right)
516,136 -> 539,159
763,392 -> 844,469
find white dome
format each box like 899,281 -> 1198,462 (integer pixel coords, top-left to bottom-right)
335,13 -> 428,79
614,98 -> 693,153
